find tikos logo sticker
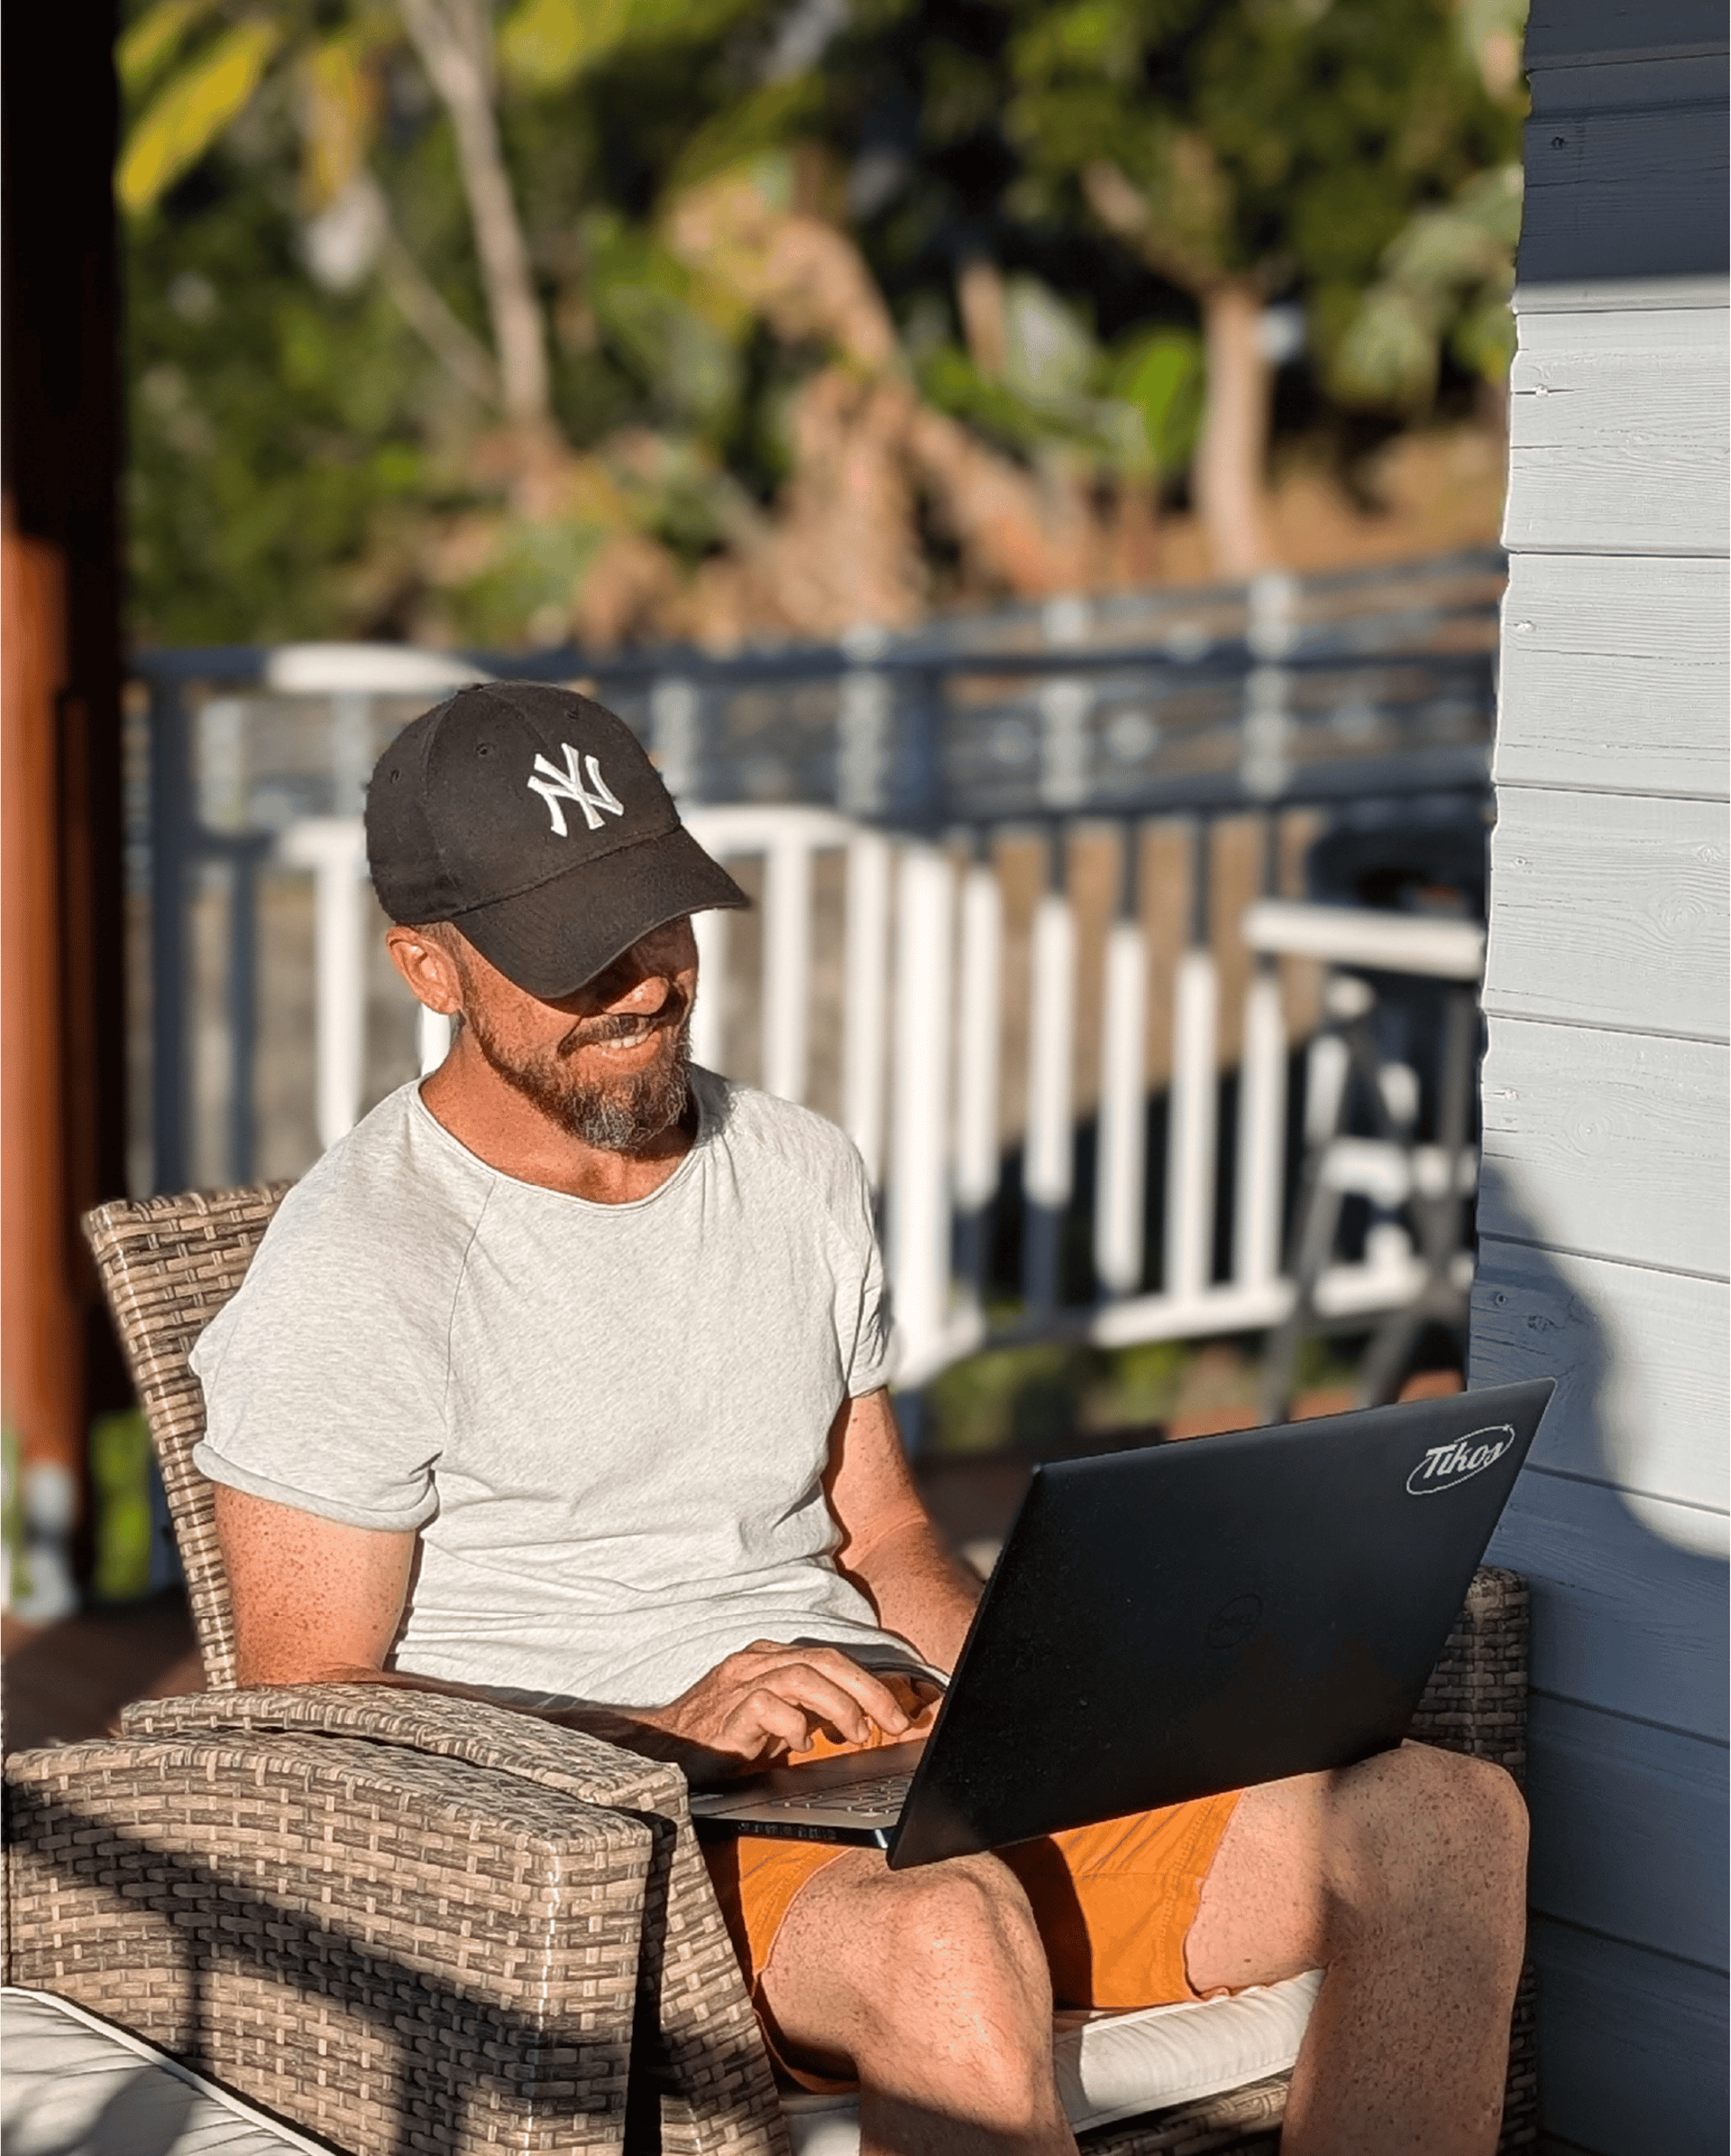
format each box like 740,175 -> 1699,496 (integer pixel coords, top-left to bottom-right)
1406,1425 -> 1516,1497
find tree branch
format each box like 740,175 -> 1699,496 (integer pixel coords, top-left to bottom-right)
395,0 -> 552,428
378,218 -> 501,407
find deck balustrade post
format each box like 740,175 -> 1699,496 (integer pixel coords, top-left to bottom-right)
1094,821 -> 1149,1301
888,845 -> 955,1389
1022,827 -> 1076,1316
952,836 -> 1003,1321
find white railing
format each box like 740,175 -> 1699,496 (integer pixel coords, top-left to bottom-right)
266,800 -> 1481,1391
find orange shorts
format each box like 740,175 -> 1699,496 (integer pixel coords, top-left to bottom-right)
701,1683 -> 1241,2091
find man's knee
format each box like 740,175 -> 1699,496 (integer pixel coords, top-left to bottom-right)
1343,1743 -> 1527,1918
1389,1741 -> 1528,1849
878,1853 -> 1049,1993
856,1856 -> 1054,2063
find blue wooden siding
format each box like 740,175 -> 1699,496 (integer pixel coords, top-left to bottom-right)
1474,4 -> 1729,2148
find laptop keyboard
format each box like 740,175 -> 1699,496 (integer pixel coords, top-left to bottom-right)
757,1770 -> 914,1817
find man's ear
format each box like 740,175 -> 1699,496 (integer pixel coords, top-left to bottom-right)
385,924 -> 463,1016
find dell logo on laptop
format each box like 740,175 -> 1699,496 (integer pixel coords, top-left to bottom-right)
1406,1425 -> 1516,1497
1205,1593 -> 1263,1648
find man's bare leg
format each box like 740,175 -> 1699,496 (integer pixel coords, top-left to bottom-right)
757,1740 -> 1524,2156
759,1847 -> 1076,2156
1186,1743 -> 1528,2156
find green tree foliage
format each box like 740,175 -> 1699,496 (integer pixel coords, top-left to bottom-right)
1333,162 -> 1523,410
1003,0 -> 1524,567
120,0 -> 1525,647
1005,0 -> 1519,340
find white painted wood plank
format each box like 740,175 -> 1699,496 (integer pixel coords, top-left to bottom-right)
417,1005 -> 452,1077
1525,1693 -> 1727,1969
1232,966 -> 1286,1291
1165,950 -> 1219,1302
1094,917 -> 1149,1297
1516,271 -> 1729,312
1503,311 -> 1728,557
761,831 -> 811,1104
1496,554 -> 1728,797
1488,1470 -> 1727,1737
1519,99 -> 1728,289
1526,0 -> 1727,69
1479,1018 -> 1729,1278
690,904 -> 729,1074
1242,899 -> 1482,979
1528,1918 -> 1728,2156
953,861 -> 1003,1213
1482,791 -> 1729,1040
1025,893 -> 1076,1211
1471,1235 -> 1729,1515
1516,307 -> 1728,355
278,817 -> 368,1148
842,831 -> 892,1185
888,847 -> 954,1386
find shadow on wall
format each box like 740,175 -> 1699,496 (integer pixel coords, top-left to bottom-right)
1470,1161 -> 1728,2155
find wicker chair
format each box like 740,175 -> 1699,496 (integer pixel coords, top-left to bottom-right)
4,1719 -> 657,2153
60,1189 -> 1534,2147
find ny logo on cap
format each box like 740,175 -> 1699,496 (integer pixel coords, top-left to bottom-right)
527,743 -> 626,838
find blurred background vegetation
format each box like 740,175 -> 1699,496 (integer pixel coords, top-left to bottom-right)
121,0 -> 1527,652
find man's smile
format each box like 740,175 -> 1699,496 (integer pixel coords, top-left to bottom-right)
561,985 -> 691,1061
582,1019 -> 675,1063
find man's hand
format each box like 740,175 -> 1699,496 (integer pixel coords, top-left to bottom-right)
625,1638 -> 915,1779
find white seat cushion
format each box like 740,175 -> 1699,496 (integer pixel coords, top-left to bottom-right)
1,1988 -> 330,2155
783,1968 -> 1321,2153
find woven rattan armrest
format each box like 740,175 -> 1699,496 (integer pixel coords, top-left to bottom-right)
122,1683 -> 792,2156
4,1723 -> 652,2156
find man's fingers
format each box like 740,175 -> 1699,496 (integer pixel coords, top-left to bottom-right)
730,1687 -> 814,1756
729,1642 -> 911,1738
798,1651 -> 912,1736
775,1665 -> 895,1744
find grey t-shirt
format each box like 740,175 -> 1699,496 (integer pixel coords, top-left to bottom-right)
190,1069 -> 905,1705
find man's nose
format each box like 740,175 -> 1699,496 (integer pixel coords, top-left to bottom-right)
593,928 -> 689,1009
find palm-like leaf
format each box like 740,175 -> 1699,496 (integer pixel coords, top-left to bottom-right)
118,16 -> 286,215
116,0 -> 221,96
498,0 -> 755,95
1332,163 -> 1521,409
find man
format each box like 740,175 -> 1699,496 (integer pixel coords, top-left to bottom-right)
194,682 -> 1526,2156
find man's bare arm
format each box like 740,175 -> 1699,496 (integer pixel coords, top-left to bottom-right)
823,1388 -> 982,1673
214,1482 -> 912,1775
215,1482 -> 419,1685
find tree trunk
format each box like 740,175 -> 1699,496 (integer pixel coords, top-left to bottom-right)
956,254 -> 1007,379
396,0 -> 552,432
1194,279 -> 1275,579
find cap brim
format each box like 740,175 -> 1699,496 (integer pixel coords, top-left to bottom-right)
450,823 -> 749,999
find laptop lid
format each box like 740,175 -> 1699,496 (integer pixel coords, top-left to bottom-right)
884,1377 -> 1552,1869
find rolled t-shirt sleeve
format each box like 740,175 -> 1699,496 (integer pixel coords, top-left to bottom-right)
190,1190 -> 457,1533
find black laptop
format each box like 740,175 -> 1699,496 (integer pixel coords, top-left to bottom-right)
689,1378 -> 1552,1869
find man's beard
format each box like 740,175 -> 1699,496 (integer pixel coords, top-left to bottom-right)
467,997 -> 694,1155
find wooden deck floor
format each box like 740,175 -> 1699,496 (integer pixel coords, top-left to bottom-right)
3,1593 -> 202,1754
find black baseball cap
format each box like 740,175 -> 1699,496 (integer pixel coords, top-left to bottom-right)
365,681 -> 747,999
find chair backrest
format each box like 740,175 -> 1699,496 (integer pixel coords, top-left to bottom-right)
82,1182 -> 292,1690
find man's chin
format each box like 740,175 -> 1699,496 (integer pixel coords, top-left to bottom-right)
550,1056 -> 691,1156
470,1001 -> 694,1156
